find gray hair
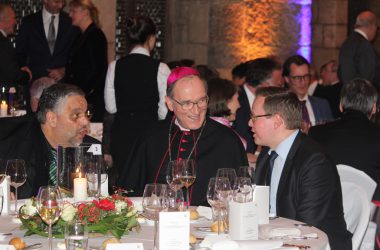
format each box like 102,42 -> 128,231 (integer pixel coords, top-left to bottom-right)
340,78 -> 378,115
37,84 -> 85,124
30,77 -> 56,99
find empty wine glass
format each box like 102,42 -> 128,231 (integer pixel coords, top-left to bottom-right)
36,186 -> 62,250
216,168 -> 237,188
6,159 -> 27,216
142,183 -> 168,250
166,160 -> 184,191
85,160 -> 108,198
166,187 -> 184,211
238,166 -> 255,182
232,177 -> 253,203
179,159 -> 196,210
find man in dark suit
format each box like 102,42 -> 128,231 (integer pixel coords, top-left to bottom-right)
283,55 -> 333,128
338,11 -> 380,90
0,4 -> 31,86
234,58 -> 283,162
251,87 -> 351,249
0,84 -> 98,199
15,0 -> 79,81
309,78 -> 380,183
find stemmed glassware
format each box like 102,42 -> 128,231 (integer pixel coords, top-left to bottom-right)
216,168 -> 237,188
166,160 -> 185,210
232,177 -> 253,203
179,159 -> 196,210
142,183 -> 168,250
36,186 -> 62,250
6,159 -> 27,215
85,160 -> 108,198
238,166 -> 255,183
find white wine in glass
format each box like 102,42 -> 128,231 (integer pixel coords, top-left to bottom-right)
179,159 -> 196,210
166,161 -> 184,191
37,186 -> 62,250
6,159 -> 27,216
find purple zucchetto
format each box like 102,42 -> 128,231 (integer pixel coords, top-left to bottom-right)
167,67 -> 200,87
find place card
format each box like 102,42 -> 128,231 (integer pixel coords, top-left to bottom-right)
0,176 -> 10,215
106,243 -> 144,250
229,201 -> 258,240
252,185 -> 269,224
159,211 -> 189,250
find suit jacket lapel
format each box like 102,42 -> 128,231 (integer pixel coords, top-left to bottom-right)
54,12 -> 67,54
276,131 -> 302,200
255,147 -> 270,186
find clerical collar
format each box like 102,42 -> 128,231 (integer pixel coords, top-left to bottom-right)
174,119 -> 190,131
354,29 -> 368,40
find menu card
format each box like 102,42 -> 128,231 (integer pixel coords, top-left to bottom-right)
229,201 -> 258,240
159,211 -> 189,250
252,185 -> 269,224
0,176 -> 10,215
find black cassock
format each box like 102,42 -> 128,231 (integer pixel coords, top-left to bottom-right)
118,117 -> 248,206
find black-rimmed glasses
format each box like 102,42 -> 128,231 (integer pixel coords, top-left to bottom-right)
250,113 -> 273,122
172,96 -> 209,110
289,74 -> 311,82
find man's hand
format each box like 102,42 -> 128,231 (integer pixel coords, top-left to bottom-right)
48,67 -> 65,82
21,66 -> 32,81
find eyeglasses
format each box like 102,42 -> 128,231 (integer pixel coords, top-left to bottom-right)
250,113 -> 273,122
290,74 -> 311,82
172,96 -> 209,110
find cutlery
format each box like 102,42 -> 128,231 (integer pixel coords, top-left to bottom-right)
283,243 -> 310,249
0,232 -> 12,236
21,243 -> 42,250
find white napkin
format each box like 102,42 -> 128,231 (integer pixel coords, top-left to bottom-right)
197,206 -> 212,220
129,197 -> 143,212
238,240 -> 283,250
261,227 -> 301,238
0,245 -> 16,250
201,235 -> 284,250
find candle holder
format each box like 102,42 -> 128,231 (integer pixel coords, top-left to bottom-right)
57,144 -> 103,200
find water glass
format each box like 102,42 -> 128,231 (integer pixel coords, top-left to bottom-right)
65,221 -> 88,250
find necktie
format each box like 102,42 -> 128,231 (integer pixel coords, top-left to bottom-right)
301,100 -> 311,124
47,15 -> 56,54
266,150 -> 278,185
49,148 -> 57,185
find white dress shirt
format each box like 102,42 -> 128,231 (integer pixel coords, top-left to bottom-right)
269,130 -> 299,215
243,84 -> 255,110
300,95 -> 316,126
42,7 -> 59,39
104,46 -> 170,120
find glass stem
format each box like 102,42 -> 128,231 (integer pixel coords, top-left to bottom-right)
154,219 -> 158,250
186,187 -> 190,210
48,224 -> 52,250
15,187 -> 17,215
218,207 -> 221,235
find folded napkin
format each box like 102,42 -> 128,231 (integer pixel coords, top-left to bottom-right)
200,235 -> 284,250
261,227 -> 301,239
0,245 -> 16,250
237,240 -> 283,250
197,206 -> 213,220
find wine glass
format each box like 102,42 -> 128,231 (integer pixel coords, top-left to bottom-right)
166,187 -> 184,211
36,186 -> 62,250
6,159 -> 27,215
85,160 -> 108,198
238,166 -> 255,181
216,168 -> 237,188
0,159 -> 5,215
166,160 -> 184,191
179,159 -> 196,210
142,183 -> 168,250
232,177 -> 253,203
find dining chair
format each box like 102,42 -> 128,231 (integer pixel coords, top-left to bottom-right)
340,181 -> 371,250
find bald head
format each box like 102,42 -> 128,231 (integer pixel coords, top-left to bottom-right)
355,11 -> 378,41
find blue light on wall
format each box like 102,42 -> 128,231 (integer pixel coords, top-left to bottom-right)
291,0 -> 312,61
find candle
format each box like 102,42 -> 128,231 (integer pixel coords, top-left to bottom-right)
0,101 -> 7,117
74,172 -> 87,201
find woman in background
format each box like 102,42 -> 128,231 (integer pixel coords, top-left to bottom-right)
104,16 -> 170,183
207,77 -> 246,149
66,0 -> 108,122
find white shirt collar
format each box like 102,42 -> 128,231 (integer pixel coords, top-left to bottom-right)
299,94 -> 309,102
354,29 -> 368,40
42,6 -> 60,20
0,29 -> 6,37
130,46 -> 150,56
175,119 -> 190,131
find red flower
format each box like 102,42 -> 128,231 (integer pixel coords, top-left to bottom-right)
93,199 -> 115,211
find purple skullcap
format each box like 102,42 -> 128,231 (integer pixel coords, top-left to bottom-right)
167,67 -> 200,87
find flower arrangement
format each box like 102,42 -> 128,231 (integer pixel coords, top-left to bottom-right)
19,194 -> 140,239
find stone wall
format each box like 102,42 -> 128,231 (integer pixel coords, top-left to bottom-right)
311,0 -> 348,71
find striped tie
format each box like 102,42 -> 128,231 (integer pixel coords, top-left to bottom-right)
49,148 -> 57,185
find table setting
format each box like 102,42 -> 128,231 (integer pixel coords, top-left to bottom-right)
0,148 -> 331,250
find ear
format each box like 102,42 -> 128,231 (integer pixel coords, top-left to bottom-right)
273,113 -> 283,129
166,96 -> 174,112
148,35 -> 156,51
339,101 -> 343,113
46,111 -> 57,127
371,103 -> 377,116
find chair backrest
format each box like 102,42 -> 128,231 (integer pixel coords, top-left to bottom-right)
341,181 -> 371,250
336,164 -> 377,217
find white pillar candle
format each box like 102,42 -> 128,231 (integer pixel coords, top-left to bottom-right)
74,174 -> 87,202
0,101 -> 7,117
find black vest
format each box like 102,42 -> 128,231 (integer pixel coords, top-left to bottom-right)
114,54 -> 160,118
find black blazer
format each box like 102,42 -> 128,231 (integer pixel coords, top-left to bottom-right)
0,33 -> 29,86
255,132 -> 352,250
15,10 -> 79,80
65,23 -> 108,122
309,110 -> 380,183
233,86 -> 256,153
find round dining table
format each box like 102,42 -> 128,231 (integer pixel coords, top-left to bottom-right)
0,212 -> 330,250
